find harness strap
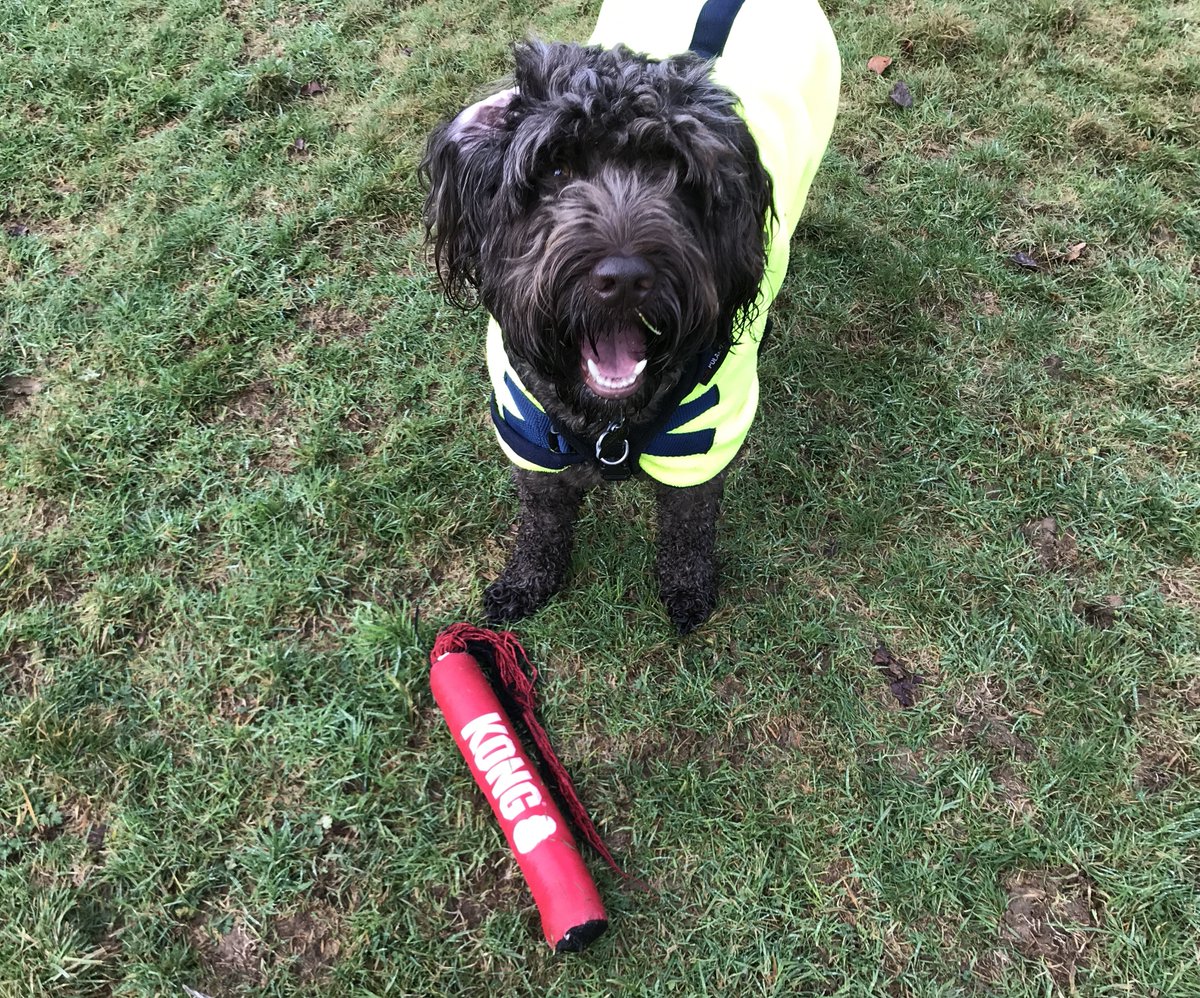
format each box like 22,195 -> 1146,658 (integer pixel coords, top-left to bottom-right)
491,377 -> 584,471
644,386 -> 717,458
689,0 -> 747,59
491,344 -> 727,480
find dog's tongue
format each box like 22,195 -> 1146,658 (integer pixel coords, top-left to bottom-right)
581,325 -> 648,398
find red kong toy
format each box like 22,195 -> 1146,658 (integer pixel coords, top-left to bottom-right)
429,625 -> 623,952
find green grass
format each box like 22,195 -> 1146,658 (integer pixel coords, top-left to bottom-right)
2,0 -> 1198,994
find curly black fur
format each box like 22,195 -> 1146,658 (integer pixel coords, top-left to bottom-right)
422,41 -> 775,632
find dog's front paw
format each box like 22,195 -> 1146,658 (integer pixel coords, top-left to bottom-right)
660,581 -> 717,635
482,573 -> 557,625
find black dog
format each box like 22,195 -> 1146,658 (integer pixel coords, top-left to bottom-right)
422,0 -> 839,632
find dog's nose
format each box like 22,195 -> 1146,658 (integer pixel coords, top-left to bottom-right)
588,254 -> 654,307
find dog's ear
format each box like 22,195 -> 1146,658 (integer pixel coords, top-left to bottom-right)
709,135 -> 774,341
448,88 -> 519,145
421,89 -> 518,306
678,110 -> 774,342
652,59 -> 775,341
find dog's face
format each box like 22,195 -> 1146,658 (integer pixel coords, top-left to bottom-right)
422,41 -> 773,417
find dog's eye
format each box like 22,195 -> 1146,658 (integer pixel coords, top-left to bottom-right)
539,165 -> 574,197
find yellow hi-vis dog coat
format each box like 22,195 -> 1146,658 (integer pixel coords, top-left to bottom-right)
488,0 -> 840,487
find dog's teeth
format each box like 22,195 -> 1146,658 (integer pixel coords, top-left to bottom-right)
586,356 -> 643,391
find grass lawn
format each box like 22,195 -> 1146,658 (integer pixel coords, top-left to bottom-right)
2,0 -> 1198,994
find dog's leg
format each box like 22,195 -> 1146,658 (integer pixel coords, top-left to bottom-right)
484,468 -> 586,624
655,473 -> 725,634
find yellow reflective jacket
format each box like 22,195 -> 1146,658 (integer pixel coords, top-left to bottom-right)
489,0 -> 840,487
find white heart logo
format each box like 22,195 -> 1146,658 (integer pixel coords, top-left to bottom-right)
512,814 -> 557,855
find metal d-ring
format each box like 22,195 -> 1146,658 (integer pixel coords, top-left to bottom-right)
595,423 -> 630,466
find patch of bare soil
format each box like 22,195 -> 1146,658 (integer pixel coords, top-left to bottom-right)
442,855 -> 527,932
1041,354 -> 1078,382
340,406 -> 382,449
17,496 -> 69,540
398,702 -> 443,755
58,798 -> 110,887
621,708 -> 824,776
1158,565 -> 1200,615
219,380 -> 298,471
878,746 -> 926,783
1135,743 -> 1196,793
293,612 -> 347,652
815,856 -> 865,926
272,904 -> 342,982
297,303 -> 370,343
714,673 -> 747,702
1068,111 -> 1149,162
1147,222 -> 1187,263
973,289 -> 1002,317
815,857 -> 913,980
1129,677 -> 1199,792
1073,594 -> 1124,630
1133,683 -> 1199,793
1165,675 -> 1200,712
1020,516 -> 1079,572
968,946 -> 1014,986
1,374 -> 42,416
0,548 -> 84,615
1000,868 -> 1100,987
215,685 -> 265,725
1,642 -> 40,696
990,764 -> 1034,820
223,379 -> 279,421
224,0 -> 281,62
195,922 -> 264,987
943,677 -> 1038,762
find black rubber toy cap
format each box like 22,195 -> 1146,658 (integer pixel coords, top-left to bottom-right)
554,918 -> 608,953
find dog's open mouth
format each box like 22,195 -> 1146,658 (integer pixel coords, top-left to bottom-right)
581,324 -> 648,399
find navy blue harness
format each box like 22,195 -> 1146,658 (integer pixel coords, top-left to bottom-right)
689,0 -> 747,59
491,346 -> 726,481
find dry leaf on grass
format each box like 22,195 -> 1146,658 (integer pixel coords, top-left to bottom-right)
1008,250 -> 1041,271
867,55 -> 893,75
889,81 -> 914,108
872,643 -> 925,708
